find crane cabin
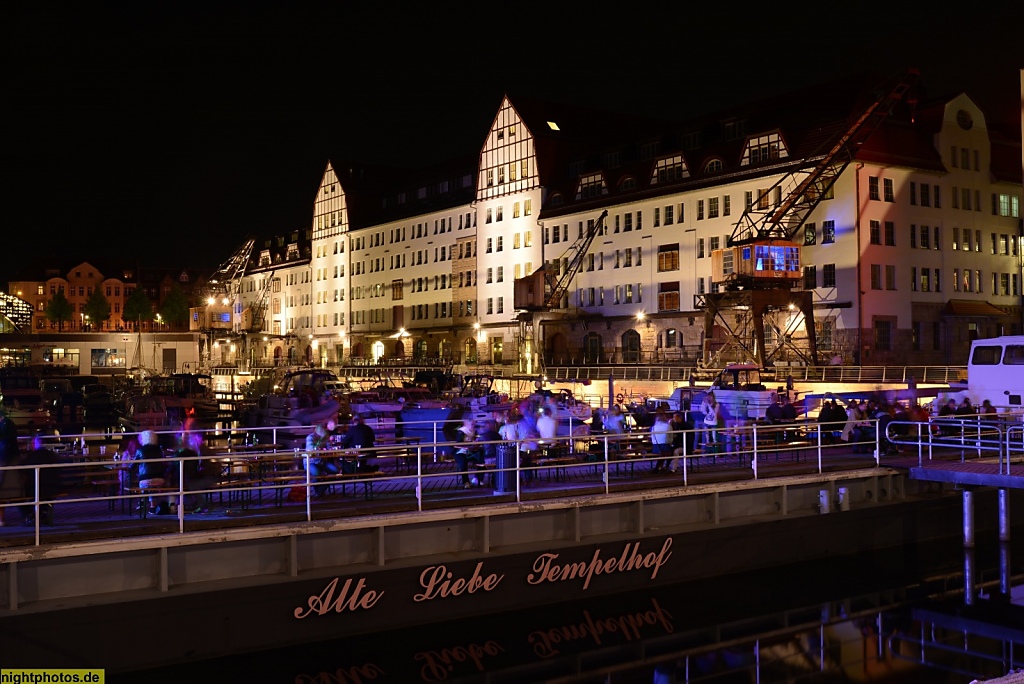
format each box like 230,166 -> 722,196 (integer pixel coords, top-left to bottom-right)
711,239 -> 802,288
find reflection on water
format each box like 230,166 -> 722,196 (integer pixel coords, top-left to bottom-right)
118,538 -> 1023,684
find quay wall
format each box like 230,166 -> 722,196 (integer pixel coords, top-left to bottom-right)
0,470 -> 1021,673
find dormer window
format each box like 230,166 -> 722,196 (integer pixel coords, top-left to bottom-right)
576,173 -> 606,200
651,155 -> 689,184
741,132 -> 788,166
722,119 -> 746,140
619,177 -> 637,191
704,159 -> 724,174
550,193 -> 564,206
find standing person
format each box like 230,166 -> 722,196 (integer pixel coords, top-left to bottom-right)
603,405 -> 627,456
700,392 -> 723,453
649,409 -> 672,473
20,434 -> 61,526
453,418 -> 480,489
667,411 -> 689,474
536,406 -> 558,449
498,409 -> 522,488
476,419 -> 501,465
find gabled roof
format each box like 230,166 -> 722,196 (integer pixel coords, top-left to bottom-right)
326,155 -> 478,230
532,70 -> 965,219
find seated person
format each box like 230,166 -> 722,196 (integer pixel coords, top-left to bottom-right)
135,430 -> 170,515
341,415 -> 376,472
306,419 -> 339,494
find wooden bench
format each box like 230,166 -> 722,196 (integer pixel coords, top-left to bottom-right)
124,486 -> 177,519
211,478 -> 256,509
313,470 -> 385,501
89,475 -> 122,511
263,471 -> 309,506
469,461 -> 496,487
534,456 -> 577,482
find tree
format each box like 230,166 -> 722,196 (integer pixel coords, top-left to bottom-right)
44,290 -> 74,331
83,288 -> 111,330
123,287 -> 154,331
159,285 -> 190,331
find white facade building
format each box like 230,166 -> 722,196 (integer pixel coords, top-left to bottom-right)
226,79 -> 1021,370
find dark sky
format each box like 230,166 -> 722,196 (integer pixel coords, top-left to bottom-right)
2,5 -> 1020,287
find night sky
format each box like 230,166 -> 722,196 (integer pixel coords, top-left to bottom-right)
3,4 -> 1020,288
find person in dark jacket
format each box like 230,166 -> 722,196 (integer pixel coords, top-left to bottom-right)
20,434 -> 61,526
135,430 -> 170,514
341,416 -> 376,471
476,420 -> 501,463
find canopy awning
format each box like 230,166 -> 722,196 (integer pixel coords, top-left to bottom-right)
941,299 -> 1010,317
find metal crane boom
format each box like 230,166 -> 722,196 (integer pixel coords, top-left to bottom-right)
545,209 -> 608,309
728,69 -> 918,248
514,210 -> 608,311
208,238 -> 255,298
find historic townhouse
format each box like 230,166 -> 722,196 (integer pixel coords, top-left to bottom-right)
226,74 -> 1021,370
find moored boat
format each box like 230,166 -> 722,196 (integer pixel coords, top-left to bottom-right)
242,368 -> 341,443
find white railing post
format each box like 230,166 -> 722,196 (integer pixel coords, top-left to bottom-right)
33,466 -> 41,546
304,452 -> 312,522
515,442 -> 522,502
178,456 -> 185,533
603,435 -> 610,492
681,434 -> 688,486
416,445 -> 423,512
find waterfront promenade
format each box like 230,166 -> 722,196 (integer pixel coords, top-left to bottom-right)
2,413 -> 1022,549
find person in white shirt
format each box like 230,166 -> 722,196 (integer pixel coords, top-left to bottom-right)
650,409 -> 672,472
700,392 -> 723,452
536,406 -> 558,443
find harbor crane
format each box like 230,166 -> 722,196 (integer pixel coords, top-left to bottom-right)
701,69 -> 919,367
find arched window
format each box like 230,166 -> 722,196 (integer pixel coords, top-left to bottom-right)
621,330 -> 641,363
464,338 -> 477,364
704,159 -> 723,174
619,177 -> 636,191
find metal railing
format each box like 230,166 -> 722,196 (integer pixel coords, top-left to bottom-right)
887,411 -> 1024,473
0,417 -> 906,547
544,364 -> 966,385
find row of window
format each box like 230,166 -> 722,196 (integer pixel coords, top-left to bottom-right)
577,284 -> 644,307
484,160 -> 530,187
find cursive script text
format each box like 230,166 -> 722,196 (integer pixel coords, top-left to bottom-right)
294,576 -> 384,619
527,598 -> 674,658
414,641 -> 505,683
527,538 -> 673,590
413,561 -> 503,602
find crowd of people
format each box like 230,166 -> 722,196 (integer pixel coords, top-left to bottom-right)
0,385 -> 1016,524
